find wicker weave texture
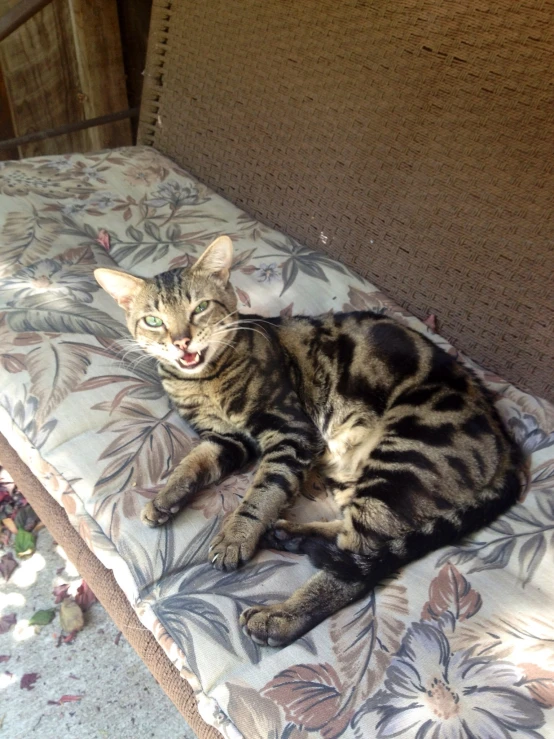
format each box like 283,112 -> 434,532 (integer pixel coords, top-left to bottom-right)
139,0 -> 554,400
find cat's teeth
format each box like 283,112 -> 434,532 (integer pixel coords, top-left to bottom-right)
195,352 -> 201,362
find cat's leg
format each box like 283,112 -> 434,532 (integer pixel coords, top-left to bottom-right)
208,455 -> 310,570
141,432 -> 253,526
240,569 -> 368,646
209,418 -> 323,570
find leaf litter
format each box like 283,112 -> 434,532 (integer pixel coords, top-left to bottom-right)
20,672 -> 39,690
75,580 -> 97,611
0,552 -> 17,581
52,583 -> 70,603
1,466 -> 98,719
14,528 -> 36,558
0,614 -> 16,635
47,694 -> 84,706
59,598 -> 85,634
29,609 -> 56,627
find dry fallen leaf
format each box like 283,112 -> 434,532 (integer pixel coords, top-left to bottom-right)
14,504 -> 39,532
0,656 -> 10,663
0,614 -> 16,635
0,553 -> 17,581
1,518 -> 17,534
20,672 -> 39,690
59,598 -> 84,633
47,694 -> 84,705
75,581 -> 97,611
423,313 -> 438,333
52,584 -> 70,604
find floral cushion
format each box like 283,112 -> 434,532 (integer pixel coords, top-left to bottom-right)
1,147 -> 553,739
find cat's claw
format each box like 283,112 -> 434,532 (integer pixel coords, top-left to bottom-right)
208,526 -> 260,571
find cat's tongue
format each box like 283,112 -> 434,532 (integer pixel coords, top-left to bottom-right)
178,348 -> 204,370
182,351 -> 199,365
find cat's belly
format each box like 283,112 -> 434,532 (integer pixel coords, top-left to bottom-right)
321,422 -> 384,488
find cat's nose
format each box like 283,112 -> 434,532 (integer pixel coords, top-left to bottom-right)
174,336 -> 191,350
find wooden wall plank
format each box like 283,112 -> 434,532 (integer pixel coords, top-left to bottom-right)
0,0 -> 131,157
0,0 -> 55,42
0,0 -> 90,157
68,0 -> 131,149
0,63 -> 17,160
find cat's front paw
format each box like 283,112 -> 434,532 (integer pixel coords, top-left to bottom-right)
208,519 -> 262,570
141,499 -> 180,528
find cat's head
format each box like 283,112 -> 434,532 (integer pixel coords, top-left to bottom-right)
94,236 -> 238,375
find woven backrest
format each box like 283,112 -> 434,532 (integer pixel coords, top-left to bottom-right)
139,0 -> 554,400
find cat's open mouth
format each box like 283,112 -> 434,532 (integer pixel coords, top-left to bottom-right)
178,350 -> 205,370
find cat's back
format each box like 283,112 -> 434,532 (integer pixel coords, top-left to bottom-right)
278,310 -> 518,462
280,310 -> 522,532
279,309 -> 478,400
278,310 -> 454,403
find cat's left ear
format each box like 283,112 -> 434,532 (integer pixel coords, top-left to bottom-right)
192,235 -> 233,284
94,268 -> 146,310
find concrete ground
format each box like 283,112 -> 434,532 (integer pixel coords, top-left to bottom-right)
0,481 -> 197,739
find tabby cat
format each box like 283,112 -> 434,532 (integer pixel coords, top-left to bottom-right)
95,236 -> 524,647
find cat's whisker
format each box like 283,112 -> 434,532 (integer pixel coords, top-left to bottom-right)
211,309 -> 239,329
210,329 -> 237,343
209,331 -> 239,351
117,349 -> 155,366
127,356 -> 160,370
237,320 -> 273,338
237,318 -> 277,329
113,339 -> 144,351
215,319 -> 245,331
209,339 -> 237,353
214,319 -> 271,340
216,326 -> 270,343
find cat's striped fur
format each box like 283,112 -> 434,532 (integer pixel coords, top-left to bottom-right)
95,236 -> 524,647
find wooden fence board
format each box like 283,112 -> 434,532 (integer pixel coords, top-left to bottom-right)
0,0 -> 131,158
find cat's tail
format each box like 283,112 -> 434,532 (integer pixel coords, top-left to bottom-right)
300,449 -> 524,585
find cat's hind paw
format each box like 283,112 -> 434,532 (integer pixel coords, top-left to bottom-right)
261,520 -> 304,553
240,604 -> 309,647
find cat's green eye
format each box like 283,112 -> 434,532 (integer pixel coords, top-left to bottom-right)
144,315 -> 164,328
194,300 -> 209,314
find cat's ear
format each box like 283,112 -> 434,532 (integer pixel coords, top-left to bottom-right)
94,268 -> 146,310
192,235 -> 233,284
